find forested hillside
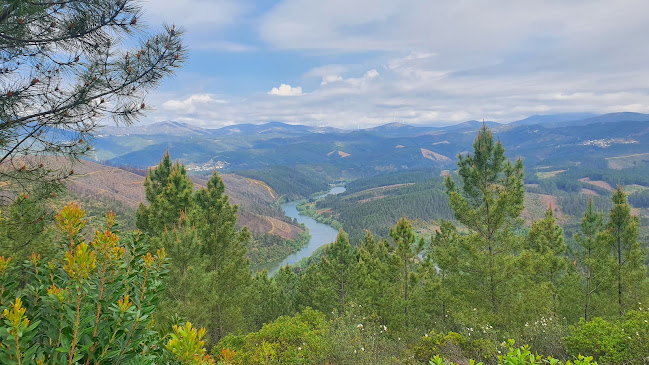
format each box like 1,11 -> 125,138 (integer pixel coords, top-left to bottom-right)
310,175 -> 453,243
34,158 -> 308,266
1,123 -> 648,364
237,165 -> 334,200
1,1 -> 649,363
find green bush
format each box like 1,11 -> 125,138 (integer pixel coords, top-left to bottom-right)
322,303 -> 404,365
519,315 -> 570,359
216,308 -> 328,364
414,331 -> 497,364
0,203 -> 215,365
565,311 -> 649,364
429,341 -> 596,365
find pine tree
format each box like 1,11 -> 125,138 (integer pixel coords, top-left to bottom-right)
137,155 -> 252,345
156,211 -> 205,326
191,171 -> 251,343
389,217 -> 423,329
0,1 -> 185,204
0,193 -> 56,260
606,186 -> 647,316
274,265 -> 299,316
247,271 -> 284,330
355,231 -> 400,326
136,151 -> 194,237
411,250 -> 442,328
295,230 -> 358,316
575,197 -> 611,320
524,207 -> 568,314
430,220 -> 462,323
319,229 -> 357,312
444,124 -> 525,314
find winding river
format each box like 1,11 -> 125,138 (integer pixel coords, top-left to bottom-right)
264,186 -> 346,276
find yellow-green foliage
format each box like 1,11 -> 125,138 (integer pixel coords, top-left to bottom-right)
167,322 -> 216,365
217,308 -> 328,364
430,341 -> 596,365
0,202 -> 214,365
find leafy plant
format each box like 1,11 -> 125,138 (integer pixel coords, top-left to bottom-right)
565,311 -> 649,364
0,202 -> 214,364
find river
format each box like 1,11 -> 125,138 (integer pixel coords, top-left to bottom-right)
263,186 -> 346,276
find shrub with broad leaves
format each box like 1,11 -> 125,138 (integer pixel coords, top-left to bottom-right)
0,202 -> 214,365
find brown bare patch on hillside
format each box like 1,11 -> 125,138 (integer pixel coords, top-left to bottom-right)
536,170 -> 566,179
522,193 -> 564,224
581,188 -> 599,196
66,161 -> 146,209
327,150 -> 350,158
626,184 -> 649,194
579,178 -> 614,192
266,217 -> 301,239
420,148 -> 451,162
606,152 -> 649,169
350,183 -> 415,196
61,159 -> 302,240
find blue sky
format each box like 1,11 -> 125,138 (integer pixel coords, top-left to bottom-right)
138,0 -> 649,128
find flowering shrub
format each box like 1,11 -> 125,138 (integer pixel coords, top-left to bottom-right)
414,330 -> 497,364
519,314 -> 570,358
0,203 -> 214,365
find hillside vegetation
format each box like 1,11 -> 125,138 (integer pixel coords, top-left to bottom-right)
1,125 -> 648,364
56,158 -> 306,265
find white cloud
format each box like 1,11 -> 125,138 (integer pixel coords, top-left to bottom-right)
141,1 -> 649,128
321,75 -> 343,85
268,84 -> 304,96
162,94 -> 227,113
148,54 -> 649,129
364,69 -> 379,79
259,0 -> 649,60
140,0 -> 255,51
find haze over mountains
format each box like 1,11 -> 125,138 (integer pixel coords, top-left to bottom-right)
93,112 -> 649,175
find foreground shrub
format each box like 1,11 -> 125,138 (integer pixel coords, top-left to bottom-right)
0,203 -> 214,364
518,314 -> 570,359
429,341 -> 596,365
217,307 -> 328,364
413,331 -> 497,364
323,303 -> 404,365
565,311 -> 649,364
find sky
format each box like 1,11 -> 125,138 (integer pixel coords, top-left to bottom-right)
135,0 -> 649,129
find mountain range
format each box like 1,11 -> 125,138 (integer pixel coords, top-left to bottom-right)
92,112 -> 649,177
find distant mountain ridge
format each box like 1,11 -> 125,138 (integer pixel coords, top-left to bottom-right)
100,112 -> 649,137
509,113 -> 598,126
100,120 -> 344,137
95,112 -> 649,173
100,121 -> 213,136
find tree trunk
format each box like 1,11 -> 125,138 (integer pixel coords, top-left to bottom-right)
617,228 -> 623,316
404,253 -> 409,329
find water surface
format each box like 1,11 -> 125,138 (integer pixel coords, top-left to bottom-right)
264,186 -> 345,276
